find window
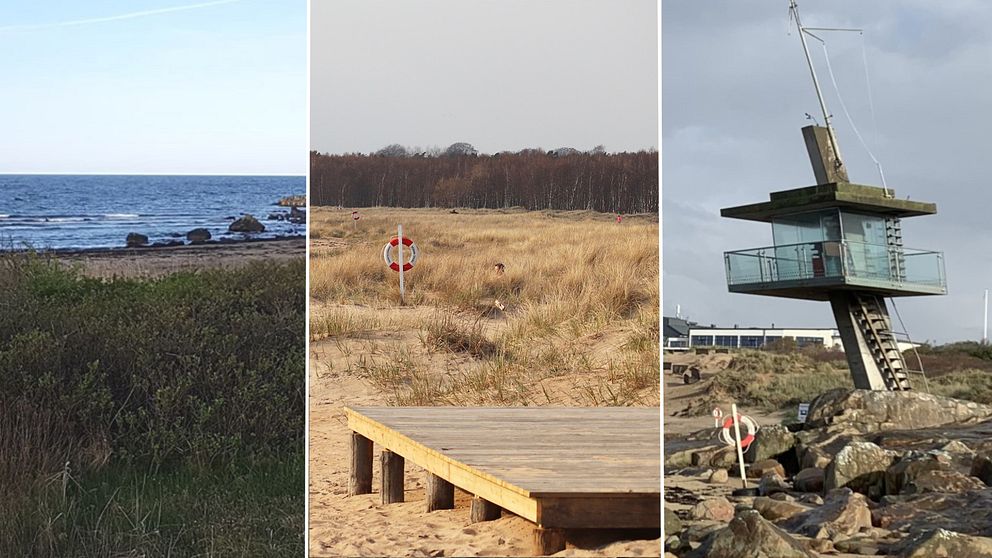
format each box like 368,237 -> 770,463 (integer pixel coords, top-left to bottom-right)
796,336 -> 824,348
739,335 -> 763,348
714,336 -> 739,348
690,335 -> 713,347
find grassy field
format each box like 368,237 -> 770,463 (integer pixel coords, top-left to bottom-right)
0,253 -> 304,556
309,207 -> 660,407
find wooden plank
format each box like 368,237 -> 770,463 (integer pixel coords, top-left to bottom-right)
537,495 -> 661,529
346,408 -> 540,522
345,406 -> 661,529
349,431 -> 372,496
380,450 -> 404,504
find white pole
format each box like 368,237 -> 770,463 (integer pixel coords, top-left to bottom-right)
731,403 -> 748,489
984,289 -> 988,345
398,224 -> 405,304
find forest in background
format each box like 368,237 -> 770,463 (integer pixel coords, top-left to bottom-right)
310,143 -> 659,213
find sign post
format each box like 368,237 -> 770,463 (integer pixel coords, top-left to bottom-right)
398,224 -> 405,304
731,403 -> 748,489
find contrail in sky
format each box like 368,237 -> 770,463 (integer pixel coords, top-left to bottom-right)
0,0 -> 245,32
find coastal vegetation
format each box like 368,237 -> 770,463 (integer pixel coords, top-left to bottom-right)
0,253 -> 304,556
309,208 -> 660,407
687,344 -> 992,415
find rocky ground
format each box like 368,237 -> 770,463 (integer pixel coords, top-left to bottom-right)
664,388 -> 992,557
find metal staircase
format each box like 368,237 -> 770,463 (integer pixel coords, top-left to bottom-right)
852,293 -> 911,390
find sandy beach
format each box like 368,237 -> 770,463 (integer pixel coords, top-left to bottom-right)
309,346 -> 662,558
46,236 -> 306,278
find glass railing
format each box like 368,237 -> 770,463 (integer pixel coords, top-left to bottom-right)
724,241 -> 945,289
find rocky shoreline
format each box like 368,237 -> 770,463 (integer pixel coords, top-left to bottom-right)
665,388 -> 992,557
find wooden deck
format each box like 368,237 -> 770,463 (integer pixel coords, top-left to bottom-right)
345,406 -> 660,554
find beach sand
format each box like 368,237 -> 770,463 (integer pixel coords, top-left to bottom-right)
49,237 -> 306,278
309,331 -> 662,558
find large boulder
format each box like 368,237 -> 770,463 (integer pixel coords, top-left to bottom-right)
782,488 -> 872,539
746,424 -> 797,464
805,389 -> 992,432
752,497 -> 809,521
886,452 -> 952,495
186,228 -> 211,244
903,470 -> 987,495
758,473 -> 790,497
689,509 -> 817,558
708,469 -> 729,484
749,459 -> 786,479
691,497 -> 735,522
229,214 -> 265,233
794,426 -> 859,470
824,441 -> 896,498
794,467 -> 825,493
125,232 -> 148,247
872,489 -> 992,536
896,528 -> 992,558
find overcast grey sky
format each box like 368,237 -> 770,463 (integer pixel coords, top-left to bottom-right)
663,0 -> 992,344
311,0 -> 658,155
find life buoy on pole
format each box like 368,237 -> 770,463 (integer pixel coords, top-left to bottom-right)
382,236 -> 419,272
719,413 -> 758,450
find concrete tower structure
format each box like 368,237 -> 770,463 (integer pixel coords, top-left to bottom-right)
721,126 -> 946,390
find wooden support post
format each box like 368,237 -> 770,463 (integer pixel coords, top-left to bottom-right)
469,496 -> 501,522
349,432 -> 373,495
533,527 -> 566,555
380,450 -> 405,504
425,472 -> 454,512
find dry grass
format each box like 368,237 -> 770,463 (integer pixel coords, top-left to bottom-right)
309,207 -> 660,407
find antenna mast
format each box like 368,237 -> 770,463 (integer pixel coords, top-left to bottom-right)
789,0 -> 845,173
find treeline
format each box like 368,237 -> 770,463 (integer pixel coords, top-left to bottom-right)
310,144 -> 658,213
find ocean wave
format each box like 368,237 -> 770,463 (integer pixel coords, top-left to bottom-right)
103,213 -> 140,219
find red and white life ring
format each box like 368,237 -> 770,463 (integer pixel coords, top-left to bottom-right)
352,211 -> 360,221
382,236 -> 419,272
719,414 -> 759,449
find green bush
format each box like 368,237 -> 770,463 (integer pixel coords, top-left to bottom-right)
0,255 -> 304,467
0,253 -> 304,555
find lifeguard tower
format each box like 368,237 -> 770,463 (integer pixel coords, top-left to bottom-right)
721,2 -> 947,391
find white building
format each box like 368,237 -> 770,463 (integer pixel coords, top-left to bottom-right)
687,327 -> 841,349
685,326 -> 919,353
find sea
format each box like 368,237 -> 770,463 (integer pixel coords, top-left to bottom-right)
0,175 -> 306,250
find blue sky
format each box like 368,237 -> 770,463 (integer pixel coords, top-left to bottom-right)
0,0 -> 305,174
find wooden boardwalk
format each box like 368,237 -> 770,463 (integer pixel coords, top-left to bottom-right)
345,406 -> 660,554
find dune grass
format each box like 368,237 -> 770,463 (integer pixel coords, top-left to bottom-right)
310,208 -> 660,407
692,347 -> 992,414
